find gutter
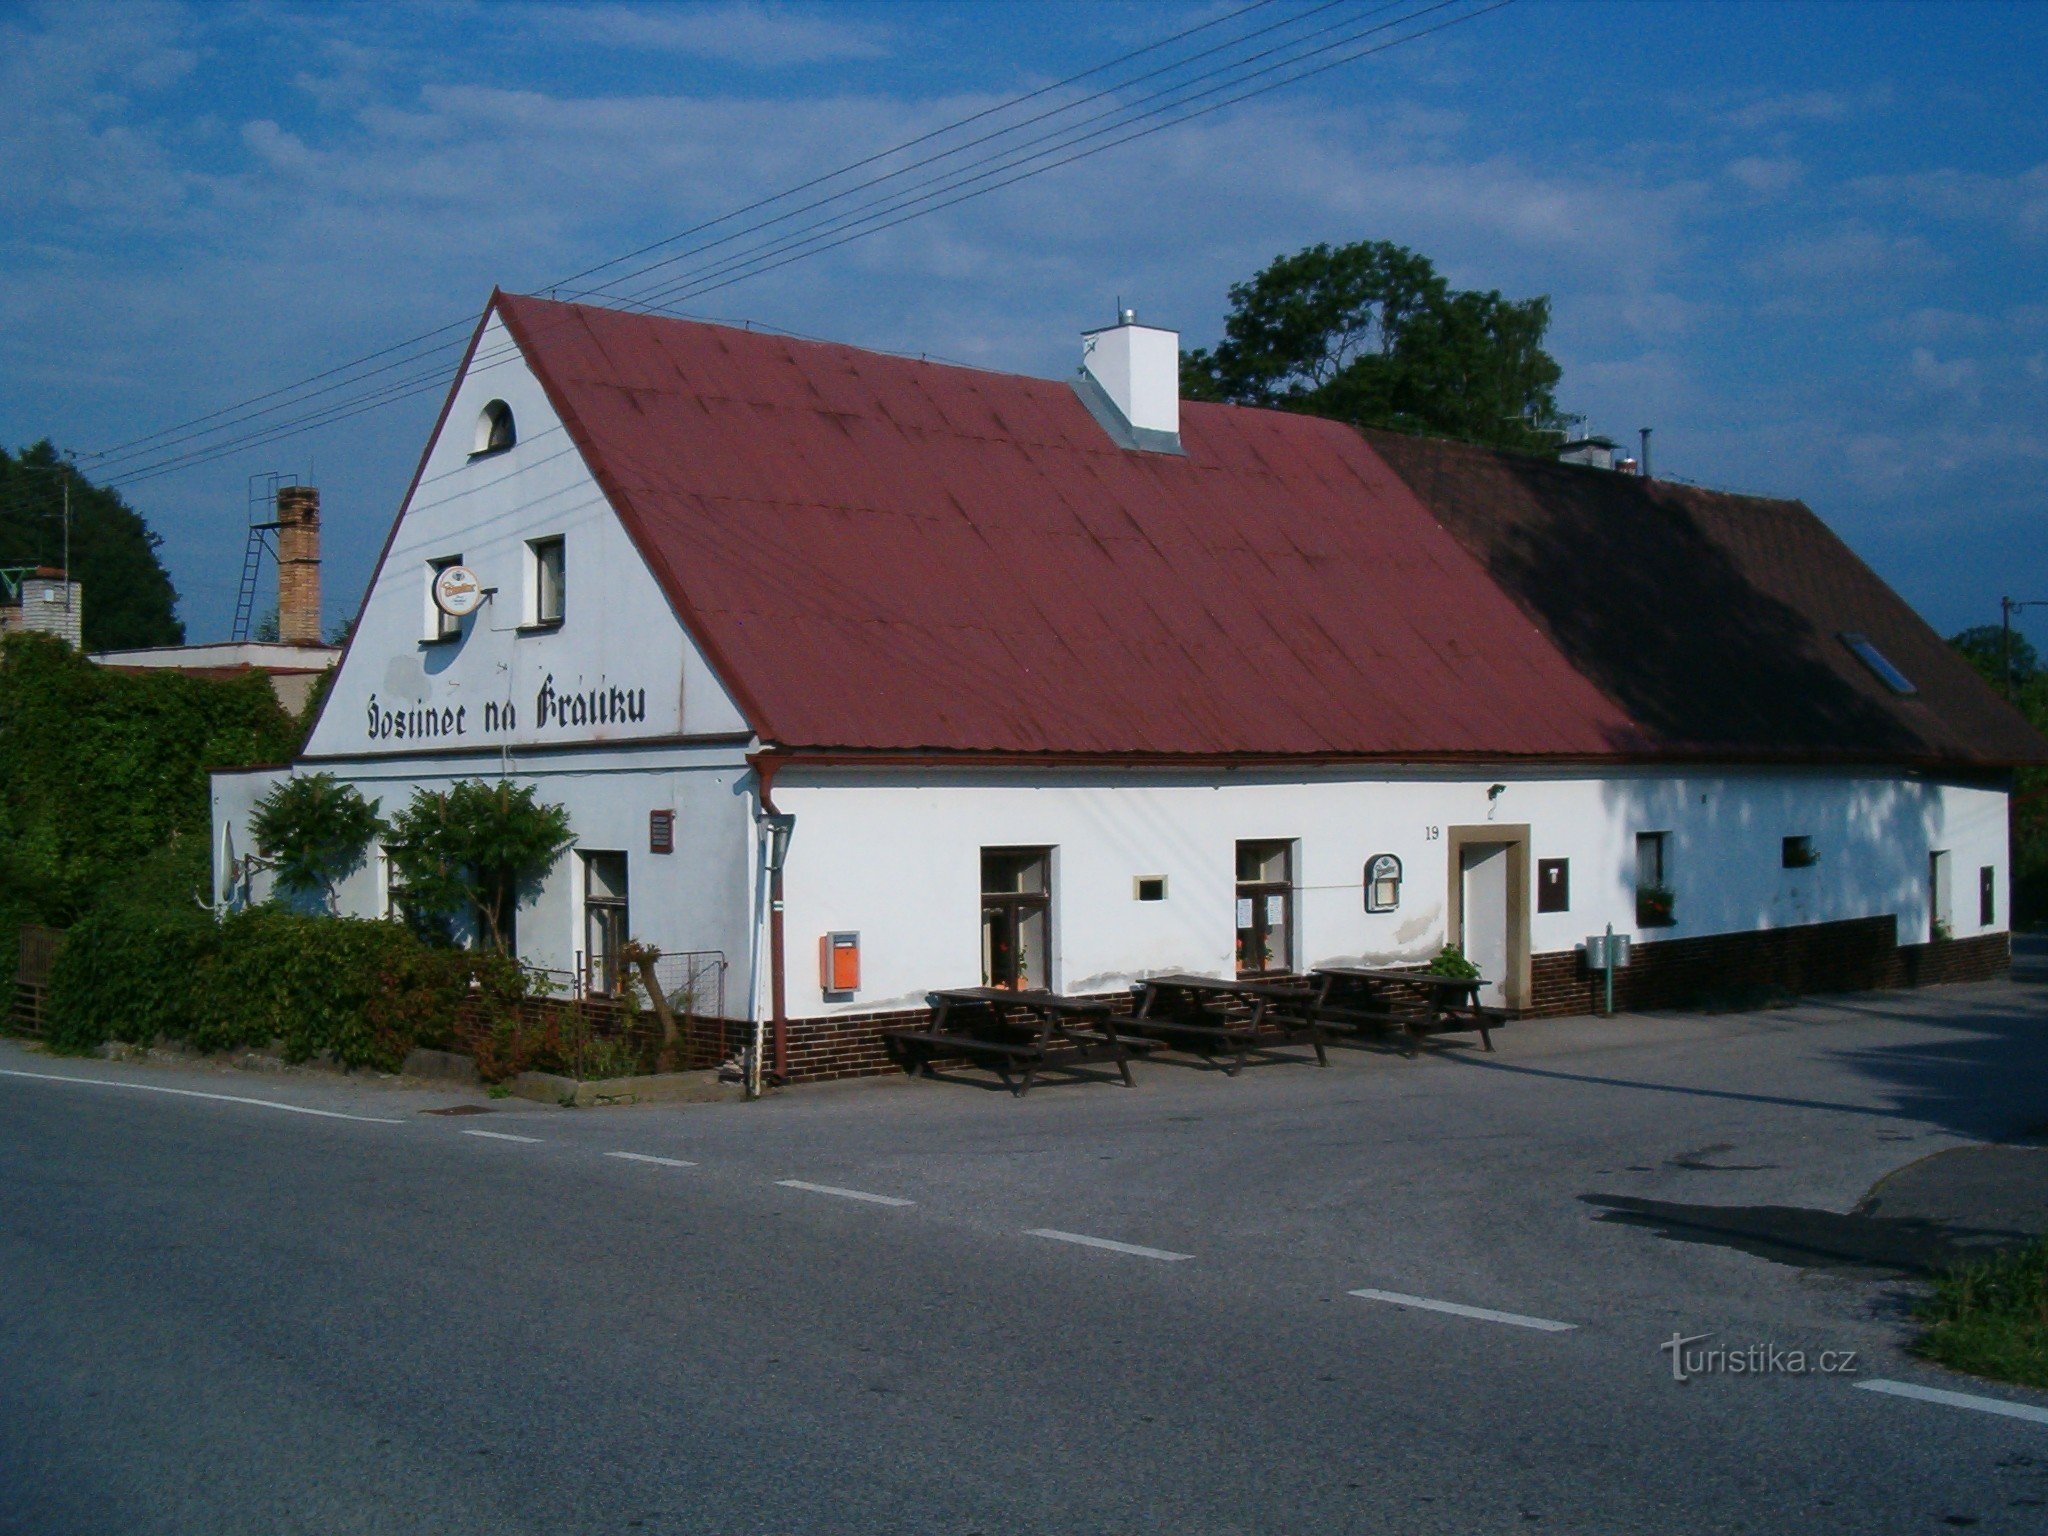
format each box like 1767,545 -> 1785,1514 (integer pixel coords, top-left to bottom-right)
746,750 -> 789,1088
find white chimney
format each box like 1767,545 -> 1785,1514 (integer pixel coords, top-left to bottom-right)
1078,307 -> 1180,451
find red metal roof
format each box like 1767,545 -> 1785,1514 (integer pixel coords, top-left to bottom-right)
497,293 -> 1646,760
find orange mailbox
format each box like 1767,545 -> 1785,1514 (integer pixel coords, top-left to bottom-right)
819,932 -> 860,994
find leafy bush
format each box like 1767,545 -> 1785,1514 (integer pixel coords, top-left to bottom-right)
0,633 -> 299,931
1425,944 -> 1480,980
45,902 -> 536,1072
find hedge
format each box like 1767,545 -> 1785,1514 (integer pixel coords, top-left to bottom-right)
45,905 -> 533,1072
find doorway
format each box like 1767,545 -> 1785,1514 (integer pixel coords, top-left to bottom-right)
582,851 -> 629,996
1445,825 -> 1530,1011
1928,849 -> 1953,941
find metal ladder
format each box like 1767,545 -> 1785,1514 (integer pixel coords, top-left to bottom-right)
230,473 -> 293,642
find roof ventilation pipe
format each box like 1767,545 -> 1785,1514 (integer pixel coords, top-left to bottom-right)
1074,305 -> 1183,455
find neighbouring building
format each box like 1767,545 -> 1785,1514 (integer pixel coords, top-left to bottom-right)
1,568 -> 83,648
90,484 -> 339,710
211,290 -> 2048,1083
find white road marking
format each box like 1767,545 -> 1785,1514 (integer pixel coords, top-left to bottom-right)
1025,1228 -> 1194,1262
775,1179 -> 914,1207
0,1067 -> 404,1124
606,1151 -> 696,1168
1856,1379 -> 2048,1426
1348,1288 -> 1576,1333
461,1128 -> 543,1144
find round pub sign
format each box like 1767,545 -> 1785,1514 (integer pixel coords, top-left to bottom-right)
432,564 -> 484,618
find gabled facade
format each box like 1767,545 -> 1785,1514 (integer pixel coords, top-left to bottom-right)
214,292 -> 2045,1083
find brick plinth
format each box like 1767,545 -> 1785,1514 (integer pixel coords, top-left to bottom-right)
1527,917 -> 2010,1019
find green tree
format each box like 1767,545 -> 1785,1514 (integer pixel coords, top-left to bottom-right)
250,773 -> 383,914
1951,627 -> 2048,927
1949,624 -> 2040,693
0,441 -> 184,650
1180,240 -> 1566,451
384,779 -> 573,952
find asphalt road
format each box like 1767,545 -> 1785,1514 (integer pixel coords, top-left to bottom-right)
5,952 -> 2048,1535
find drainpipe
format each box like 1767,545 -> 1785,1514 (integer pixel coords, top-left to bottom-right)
747,752 -> 792,1090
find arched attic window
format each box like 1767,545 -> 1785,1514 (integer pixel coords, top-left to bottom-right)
472,399 -> 515,457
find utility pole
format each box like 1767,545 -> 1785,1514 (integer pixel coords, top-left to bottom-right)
1638,427 -> 1653,479
2001,596 -> 2048,700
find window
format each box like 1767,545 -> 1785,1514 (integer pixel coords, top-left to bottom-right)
1782,835 -> 1818,869
1236,840 -> 1293,976
982,848 -> 1051,991
649,809 -> 674,855
529,536 -> 565,627
1840,632 -> 1917,696
426,554 -> 463,641
473,399 -> 516,456
1636,832 -> 1674,927
1134,875 -> 1166,902
1981,865 -> 1996,927
582,852 -> 629,996
1364,853 -> 1402,914
1537,858 -> 1570,914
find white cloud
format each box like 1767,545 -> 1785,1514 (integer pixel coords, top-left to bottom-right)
518,2 -> 889,66
1908,346 -> 1978,396
1724,155 -> 1801,194
1850,162 -> 2048,242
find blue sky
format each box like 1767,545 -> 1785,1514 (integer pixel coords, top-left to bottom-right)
3,0 -> 2044,650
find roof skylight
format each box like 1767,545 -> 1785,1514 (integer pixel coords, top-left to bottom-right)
1840,632 -> 1917,696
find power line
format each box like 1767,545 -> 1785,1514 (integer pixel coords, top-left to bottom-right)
79,0 -> 1292,475
99,0 -> 1514,488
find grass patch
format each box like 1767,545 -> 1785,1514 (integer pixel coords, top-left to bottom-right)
1913,1238 -> 2048,1390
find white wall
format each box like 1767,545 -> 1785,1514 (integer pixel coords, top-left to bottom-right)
770,765 -> 2011,1017
305,310 -> 747,762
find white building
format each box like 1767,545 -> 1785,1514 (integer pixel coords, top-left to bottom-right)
212,292 -> 2044,1082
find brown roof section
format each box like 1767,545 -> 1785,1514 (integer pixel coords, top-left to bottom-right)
1363,429 -> 2047,768
497,294 -> 1644,760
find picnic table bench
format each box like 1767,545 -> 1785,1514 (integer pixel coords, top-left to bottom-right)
884,988 -> 1147,1096
1125,974 -> 1328,1074
1305,967 -> 1507,1056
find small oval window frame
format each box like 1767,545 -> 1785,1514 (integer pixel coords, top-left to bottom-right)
472,399 -> 516,457
1364,853 -> 1403,914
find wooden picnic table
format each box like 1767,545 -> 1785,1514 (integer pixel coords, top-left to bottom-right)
883,987 -> 1145,1097
1125,973 -> 1328,1075
1306,967 -> 1505,1055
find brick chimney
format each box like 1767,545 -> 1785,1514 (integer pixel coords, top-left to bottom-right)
274,485 -> 321,645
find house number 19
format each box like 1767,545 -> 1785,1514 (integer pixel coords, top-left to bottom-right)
1424,826 -> 1440,840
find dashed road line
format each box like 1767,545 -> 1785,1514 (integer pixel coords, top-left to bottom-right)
606,1151 -> 696,1168
462,1128 -> 543,1144
1026,1228 -> 1194,1262
0,1067 -> 405,1124
1348,1288 -> 1576,1333
775,1179 -> 915,1207
1856,1379 -> 2048,1426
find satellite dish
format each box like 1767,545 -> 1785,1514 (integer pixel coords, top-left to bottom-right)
433,564 -> 484,618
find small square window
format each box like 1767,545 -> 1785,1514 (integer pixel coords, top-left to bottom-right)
1537,858 -> 1569,913
529,536 -> 565,627
1134,875 -> 1166,902
1782,835 -> 1818,869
